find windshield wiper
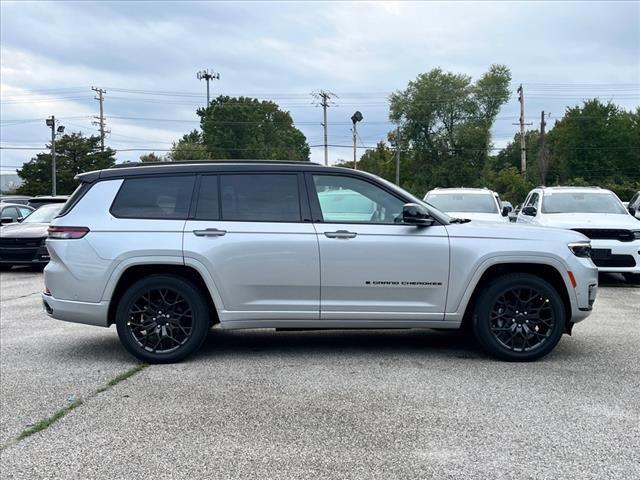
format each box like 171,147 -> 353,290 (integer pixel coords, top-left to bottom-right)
449,217 -> 471,224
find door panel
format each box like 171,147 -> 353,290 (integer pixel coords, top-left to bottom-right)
314,223 -> 449,320
183,221 -> 320,319
308,173 -> 450,321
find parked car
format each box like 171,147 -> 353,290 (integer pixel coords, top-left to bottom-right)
501,201 -> 518,223
0,202 -> 34,226
0,203 -> 64,270
0,195 -> 31,205
28,195 -> 69,209
423,188 -> 510,222
517,186 -> 640,283
628,191 -> 640,220
42,161 -> 597,364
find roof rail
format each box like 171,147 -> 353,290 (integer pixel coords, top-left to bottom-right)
111,159 -> 320,169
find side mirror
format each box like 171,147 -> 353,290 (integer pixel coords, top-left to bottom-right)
1,217 -> 15,225
521,206 -> 537,216
501,206 -> 510,216
403,203 -> 434,226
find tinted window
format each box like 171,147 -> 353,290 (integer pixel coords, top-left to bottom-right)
426,193 -> 498,214
542,192 -> 627,214
195,175 -> 220,220
57,182 -> 92,217
2,207 -> 19,221
220,174 -> 300,222
313,175 -> 404,223
111,176 -> 195,219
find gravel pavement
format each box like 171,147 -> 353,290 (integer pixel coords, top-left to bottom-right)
0,271 -> 638,479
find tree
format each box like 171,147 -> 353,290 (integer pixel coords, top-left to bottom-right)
139,152 -> 164,162
17,133 -> 116,196
387,64 -> 512,195
167,130 -> 209,161
197,96 -> 310,160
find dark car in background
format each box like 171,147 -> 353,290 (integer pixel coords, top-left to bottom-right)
27,196 -> 69,209
0,203 -> 64,270
0,203 -> 34,226
0,195 -> 31,205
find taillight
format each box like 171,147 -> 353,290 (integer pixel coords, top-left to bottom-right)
48,226 -> 90,239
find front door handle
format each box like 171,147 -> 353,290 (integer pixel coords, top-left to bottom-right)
324,230 -> 357,239
193,228 -> 227,237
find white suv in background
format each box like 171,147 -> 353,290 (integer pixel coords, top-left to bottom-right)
517,186 -> 640,283
424,188 -> 510,222
43,161 -> 598,363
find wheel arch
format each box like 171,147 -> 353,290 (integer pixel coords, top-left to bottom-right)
106,263 -> 220,327
459,261 -> 573,334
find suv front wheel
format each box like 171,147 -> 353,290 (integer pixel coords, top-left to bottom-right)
115,275 -> 210,363
472,273 -> 566,361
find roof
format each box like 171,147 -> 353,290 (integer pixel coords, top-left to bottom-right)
76,160 -> 346,182
538,186 -> 612,194
426,188 -> 496,195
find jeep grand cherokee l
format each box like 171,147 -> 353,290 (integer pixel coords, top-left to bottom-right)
42,161 -> 598,363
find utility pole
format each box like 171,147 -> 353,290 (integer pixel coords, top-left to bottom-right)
539,110 -> 547,184
91,87 -> 107,152
196,69 -> 220,106
45,116 -> 64,196
395,126 -> 401,185
351,111 -> 363,170
312,90 -> 337,166
514,84 -> 532,176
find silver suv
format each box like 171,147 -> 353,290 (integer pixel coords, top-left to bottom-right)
43,161 -> 598,363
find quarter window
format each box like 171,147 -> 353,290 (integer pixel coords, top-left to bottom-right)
220,174 -> 301,222
111,176 -> 195,219
312,175 -> 405,224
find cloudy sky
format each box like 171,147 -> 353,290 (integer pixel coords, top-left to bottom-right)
1,0 -> 638,170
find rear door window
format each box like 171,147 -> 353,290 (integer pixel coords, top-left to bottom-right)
220,174 -> 301,222
111,175 -> 195,219
194,175 -> 220,220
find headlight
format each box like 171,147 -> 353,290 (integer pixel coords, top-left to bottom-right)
568,241 -> 591,258
633,231 -> 640,240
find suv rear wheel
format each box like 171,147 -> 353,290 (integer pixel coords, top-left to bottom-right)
115,275 -> 210,363
472,273 -> 565,361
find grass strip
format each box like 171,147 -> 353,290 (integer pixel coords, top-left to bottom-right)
96,363 -> 147,393
17,398 -> 83,440
8,363 -> 148,446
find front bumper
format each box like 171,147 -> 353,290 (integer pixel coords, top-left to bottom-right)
0,242 -> 50,265
590,239 -> 640,273
42,293 -> 109,327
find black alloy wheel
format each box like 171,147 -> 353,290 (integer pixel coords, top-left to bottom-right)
473,273 -> 566,361
115,275 -> 210,363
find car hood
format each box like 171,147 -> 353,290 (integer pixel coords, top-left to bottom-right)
0,222 -> 49,238
537,213 -> 640,229
446,211 -> 507,222
445,220 -> 588,243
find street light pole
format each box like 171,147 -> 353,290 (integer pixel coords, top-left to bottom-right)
351,111 -> 363,170
46,116 -> 57,196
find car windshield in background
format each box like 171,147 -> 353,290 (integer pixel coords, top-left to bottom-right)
426,193 -> 498,213
542,192 -> 627,214
22,204 -> 63,223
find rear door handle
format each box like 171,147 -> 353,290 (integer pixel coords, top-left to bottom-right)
193,228 -> 227,237
324,230 -> 357,239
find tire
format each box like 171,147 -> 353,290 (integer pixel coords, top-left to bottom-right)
115,275 -> 210,364
472,273 -> 566,362
623,273 -> 640,285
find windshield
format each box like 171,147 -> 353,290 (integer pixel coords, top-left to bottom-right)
22,204 -> 63,223
425,193 -> 498,214
541,192 -> 627,214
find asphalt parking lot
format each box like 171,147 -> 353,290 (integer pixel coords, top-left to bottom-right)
0,270 -> 638,479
